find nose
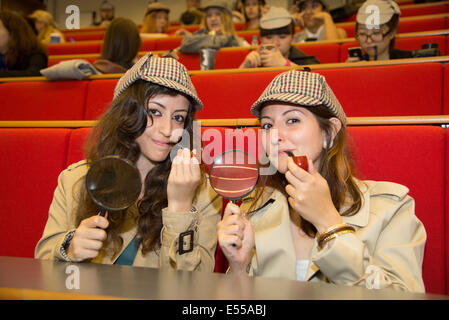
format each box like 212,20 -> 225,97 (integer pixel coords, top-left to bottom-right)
157,116 -> 172,138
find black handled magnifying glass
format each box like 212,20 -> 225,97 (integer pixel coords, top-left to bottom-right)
85,156 -> 142,217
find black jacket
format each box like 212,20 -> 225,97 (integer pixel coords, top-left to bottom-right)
0,47 -> 48,77
288,46 -> 320,65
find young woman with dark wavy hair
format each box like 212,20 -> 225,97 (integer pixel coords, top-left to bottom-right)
217,70 -> 426,292
35,54 -> 222,271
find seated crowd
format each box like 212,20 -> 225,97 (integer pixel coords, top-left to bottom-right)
0,0 -> 445,78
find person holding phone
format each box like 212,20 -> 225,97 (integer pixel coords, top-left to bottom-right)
239,7 -> 319,68
348,0 -> 413,62
217,70 -> 426,292
35,53 -> 222,271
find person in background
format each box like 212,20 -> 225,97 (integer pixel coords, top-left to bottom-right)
0,10 -> 47,77
293,0 -> 347,42
348,0 -> 413,62
29,10 -> 65,45
180,0 -> 203,25
240,0 -> 267,30
217,70 -> 426,292
179,0 -> 249,54
35,53 -> 222,270
239,7 -> 319,68
141,2 -> 171,39
93,17 -> 141,74
92,0 -> 115,28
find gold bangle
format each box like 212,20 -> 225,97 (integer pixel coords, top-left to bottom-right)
318,229 -> 355,249
317,223 -> 355,245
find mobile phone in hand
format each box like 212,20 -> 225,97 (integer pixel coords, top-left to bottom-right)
348,47 -> 363,59
259,44 -> 276,52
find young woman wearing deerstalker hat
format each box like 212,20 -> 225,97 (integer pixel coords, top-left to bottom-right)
35,53 -> 222,270
217,70 -> 426,292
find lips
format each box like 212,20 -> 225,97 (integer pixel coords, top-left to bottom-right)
152,139 -> 170,148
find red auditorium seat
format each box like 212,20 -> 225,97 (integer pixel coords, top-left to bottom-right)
140,39 -> 157,52
47,41 -> 103,55
443,63 -> 449,115
154,36 -> 183,51
0,81 -> 88,121
84,79 -> 118,120
192,70 -> 282,119
296,43 -> 340,64
66,127 -> 93,167
347,125 -> 446,295
317,62 -> 443,117
47,56 -> 98,67
0,128 -> 71,258
446,128 -> 449,295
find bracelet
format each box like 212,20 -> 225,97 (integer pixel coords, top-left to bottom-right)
318,229 -> 355,249
59,230 -> 75,261
317,223 -> 355,247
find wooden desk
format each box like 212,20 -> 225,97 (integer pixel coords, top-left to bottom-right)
0,256 -> 447,300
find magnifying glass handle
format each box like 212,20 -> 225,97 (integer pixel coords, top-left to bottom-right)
99,207 -> 107,217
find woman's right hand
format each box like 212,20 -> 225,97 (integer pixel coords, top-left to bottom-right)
66,214 -> 108,262
239,50 -> 261,68
217,202 -> 255,274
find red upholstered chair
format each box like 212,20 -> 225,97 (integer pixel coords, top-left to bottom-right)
47,56 -> 98,67
443,63 -> 449,115
347,126 -> 446,294
446,128 -> 449,295
47,41 -> 103,55
66,128 -> 93,167
192,71 -> 283,119
0,128 -> 71,258
64,32 -> 105,41
214,48 -> 252,69
84,79 -> 118,120
317,62 -> 443,117
295,43 -> 340,64
154,36 -> 183,51
0,81 -> 88,121
140,39 -> 157,52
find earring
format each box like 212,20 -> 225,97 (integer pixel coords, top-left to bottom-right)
323,140 -> 328,149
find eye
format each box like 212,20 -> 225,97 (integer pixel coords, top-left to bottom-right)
261,122 -> 272,130
173,114 -> 185,124
147,108 -> 162,117
287,118 -> 300,125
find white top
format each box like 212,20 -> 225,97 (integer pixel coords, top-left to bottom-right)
296,259 -> 310,281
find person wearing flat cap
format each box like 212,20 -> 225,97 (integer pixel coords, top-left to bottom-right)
35,53 -> 222,271
179,0 -> 249,53
140,2 -> 172,39
218,70 -> 426,292
239,7 -> 320,68
349,0 -> 413,61
293,0 -> 347,42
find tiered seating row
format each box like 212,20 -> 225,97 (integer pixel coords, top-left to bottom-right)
0,122 -> 447,295
46,33 -> 449,69
1,61 -> 449,121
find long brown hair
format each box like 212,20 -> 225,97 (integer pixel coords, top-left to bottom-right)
0,10 -> 46,69
200,9 -> 236,36
141,11 -> 169,33
101,17 -> 141,69
74,80 -> 197,258
250,104 -> 362,237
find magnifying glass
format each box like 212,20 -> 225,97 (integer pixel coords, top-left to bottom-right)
208,150 -> 259,204
85,156 -> 142,217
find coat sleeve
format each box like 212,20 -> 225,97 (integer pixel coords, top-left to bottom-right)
312,196 -> 426,292
179,33 -> 240,54
159,180 -> 222,272
34,167 -> 78,261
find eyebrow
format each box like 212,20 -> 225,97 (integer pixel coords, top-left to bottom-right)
148,101 -> 188,113
260,108 -> 304,120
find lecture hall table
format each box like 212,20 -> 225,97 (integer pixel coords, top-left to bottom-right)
0,256 -> 448,300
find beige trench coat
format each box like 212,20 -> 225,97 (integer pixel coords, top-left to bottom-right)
35,160 -> 222,272
238,179 -> 426,292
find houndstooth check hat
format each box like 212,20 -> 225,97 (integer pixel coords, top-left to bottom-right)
113,53 -> 203,110
251,70 -> 347,126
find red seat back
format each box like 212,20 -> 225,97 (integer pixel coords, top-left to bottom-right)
0,128 -> 71,258
84,79 -> 118,120
47,42 -> 102,55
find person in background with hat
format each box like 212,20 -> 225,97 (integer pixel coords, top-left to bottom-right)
293,0 -> 347,42
92,0 -> 115,28
239,7 -> 319,68
348,0 -> 412,62
35,53 -> 222,271
28,10 -> 65,45
141,2 -> 172,39
179,0 -> 249,54
217,70 -> 426,292
179,0 -> 204,26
